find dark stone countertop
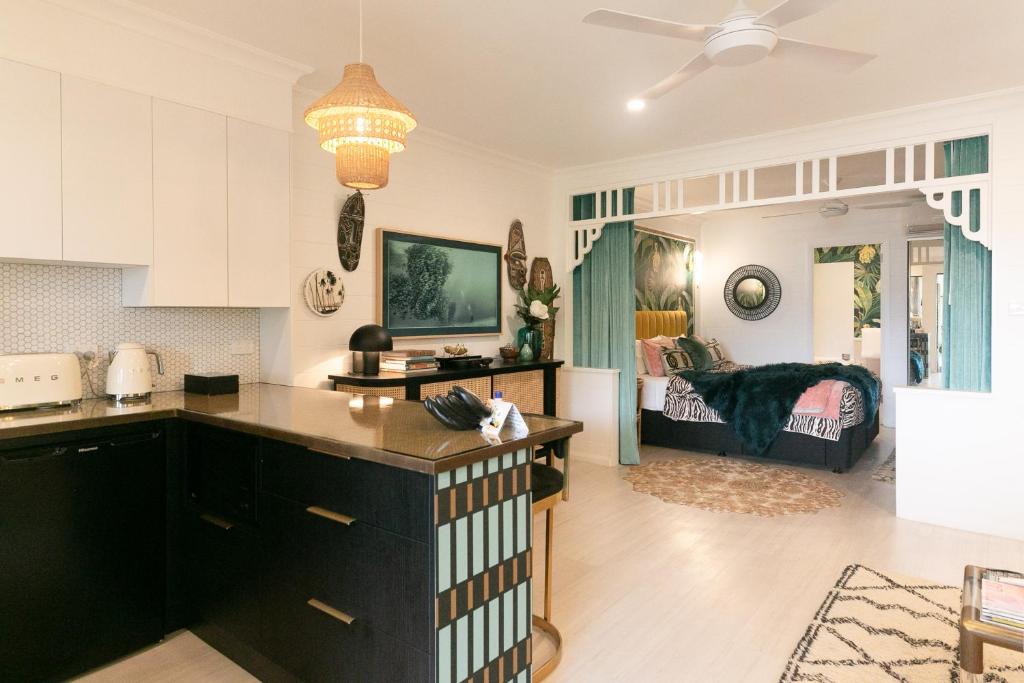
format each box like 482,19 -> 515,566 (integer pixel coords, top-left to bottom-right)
0,383 -> 582,474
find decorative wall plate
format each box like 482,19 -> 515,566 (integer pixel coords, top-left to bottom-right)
303,268 -> 345,317
724,264 -> 781,321
529,257 -> 553,291
337,191 -> 365,272
504,219 -> 527,289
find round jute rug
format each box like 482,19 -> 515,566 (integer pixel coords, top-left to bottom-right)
623,455 -> 844,517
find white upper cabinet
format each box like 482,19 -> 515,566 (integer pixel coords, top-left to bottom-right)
125,100 -> 228,306
227,119 -> 290,307
0,59 -> 62,261
61,76 -> 153,266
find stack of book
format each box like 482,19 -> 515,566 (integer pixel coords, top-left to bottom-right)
381,350 -> 438,374
982,571 -> 1024,630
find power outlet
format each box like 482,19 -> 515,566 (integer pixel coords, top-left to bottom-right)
1010,301 -> 1024,317
230,340 -> 256,355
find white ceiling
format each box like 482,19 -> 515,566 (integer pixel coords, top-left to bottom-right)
130,0 -> 1024,168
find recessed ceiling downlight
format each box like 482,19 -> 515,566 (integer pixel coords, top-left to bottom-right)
627,98 -> 646,112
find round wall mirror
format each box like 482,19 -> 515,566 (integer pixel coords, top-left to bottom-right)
724,265 -> 781,321
733,277 -> 767,309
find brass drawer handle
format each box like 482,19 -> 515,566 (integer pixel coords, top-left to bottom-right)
307,446 -> 351,460
306,506 -> 356,526
307,598 -> 355,625
199,513 -> 235,531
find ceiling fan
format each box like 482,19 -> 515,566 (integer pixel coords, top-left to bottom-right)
762,196 -> 925,219
583,0 -> 875,107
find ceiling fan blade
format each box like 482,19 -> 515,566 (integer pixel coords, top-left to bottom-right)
582,9 -> 716,42
636,53 -> 713,100
756,0 -> 840,28
762,209 -> 815,219
772,38 -> 876,71
860,201 -> 913,210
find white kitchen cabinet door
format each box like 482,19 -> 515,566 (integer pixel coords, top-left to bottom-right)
61,76 -> 152,265
227,119 -> 290,307
129,100 -> 228,306
0,59 -> 62,261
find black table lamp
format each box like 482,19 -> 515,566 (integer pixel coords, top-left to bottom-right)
349,324 -> 393,375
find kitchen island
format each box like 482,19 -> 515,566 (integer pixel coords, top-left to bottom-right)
0,383 -> 582,683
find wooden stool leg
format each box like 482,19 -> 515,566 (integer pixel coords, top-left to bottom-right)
544,506 -> 554,621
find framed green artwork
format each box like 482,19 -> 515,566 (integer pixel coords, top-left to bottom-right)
378,228 -> 503,338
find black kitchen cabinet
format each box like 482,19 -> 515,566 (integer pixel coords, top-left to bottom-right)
0,426 -> 166,683
181,423 -> 261,650
183,507 -> 261,649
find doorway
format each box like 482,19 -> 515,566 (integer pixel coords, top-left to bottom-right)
907,237 -> 944,386
813,244 -> 882,376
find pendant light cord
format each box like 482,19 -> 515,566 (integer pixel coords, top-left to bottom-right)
359,0 -> 364,63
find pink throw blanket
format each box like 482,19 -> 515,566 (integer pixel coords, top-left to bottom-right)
791,380 -> 847,420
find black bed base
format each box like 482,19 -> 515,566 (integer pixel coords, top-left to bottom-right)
640,410 -> 880,473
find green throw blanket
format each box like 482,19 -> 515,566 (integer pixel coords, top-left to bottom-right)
676,362 -> 880,455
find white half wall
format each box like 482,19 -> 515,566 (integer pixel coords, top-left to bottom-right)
559,367 -> 619,467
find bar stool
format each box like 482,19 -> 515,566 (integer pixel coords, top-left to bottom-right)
531,461 -> 564,681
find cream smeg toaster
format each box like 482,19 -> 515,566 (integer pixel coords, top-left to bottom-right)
0,353 -> 83,411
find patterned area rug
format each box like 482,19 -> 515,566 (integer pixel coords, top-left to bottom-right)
623,455 -> 843,517
873,449 -> 896,484
780,564 -> 1024,682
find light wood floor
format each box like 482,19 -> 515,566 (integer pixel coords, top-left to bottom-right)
79,428 -> 1024,682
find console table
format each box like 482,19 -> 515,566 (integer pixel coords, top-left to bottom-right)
330,359 -> 564,416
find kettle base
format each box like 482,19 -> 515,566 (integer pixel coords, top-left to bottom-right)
108,392 -> 152,404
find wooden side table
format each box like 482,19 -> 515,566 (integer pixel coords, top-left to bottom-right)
960,565 -> 1024,676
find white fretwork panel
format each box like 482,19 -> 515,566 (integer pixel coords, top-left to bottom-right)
920,182 -> 991,248
568,130 -> 992,269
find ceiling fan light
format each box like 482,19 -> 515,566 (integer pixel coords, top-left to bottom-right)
627,98 -> 646,112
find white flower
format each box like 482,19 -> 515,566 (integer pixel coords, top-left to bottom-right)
529,300 -> 549,320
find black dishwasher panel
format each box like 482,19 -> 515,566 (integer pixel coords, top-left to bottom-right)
0,428 -> 166,683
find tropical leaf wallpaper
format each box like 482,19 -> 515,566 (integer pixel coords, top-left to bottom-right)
814,244 -> 881,337
634,231 -> 696,335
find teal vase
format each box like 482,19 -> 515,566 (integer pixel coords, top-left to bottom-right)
516,326 -> 541,361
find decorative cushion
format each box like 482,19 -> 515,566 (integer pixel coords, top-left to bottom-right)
641,337 -> 676,377
674,336 -> 713,372
660,348 -> 695,375
692,335 -> 729,370
635,340 -> 648,375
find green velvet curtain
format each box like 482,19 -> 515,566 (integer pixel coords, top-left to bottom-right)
942,136 -> 991,391
572,190 -> 639,465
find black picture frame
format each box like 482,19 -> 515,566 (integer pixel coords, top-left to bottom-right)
378,228 -> 503,338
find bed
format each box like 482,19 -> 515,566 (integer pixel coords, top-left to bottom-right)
635,311 -> 879,472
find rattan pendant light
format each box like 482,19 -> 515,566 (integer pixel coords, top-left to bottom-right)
304,0 -> 416,190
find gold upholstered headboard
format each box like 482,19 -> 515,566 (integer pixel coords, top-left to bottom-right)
635,310 -> 688,339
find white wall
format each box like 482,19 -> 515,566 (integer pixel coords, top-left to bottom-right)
263,90 -> 557,388
554,89 -> 1024,540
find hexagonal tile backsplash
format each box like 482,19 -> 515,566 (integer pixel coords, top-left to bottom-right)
0,263 -> 260,397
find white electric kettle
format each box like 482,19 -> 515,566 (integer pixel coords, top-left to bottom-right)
106,343 -> 164,402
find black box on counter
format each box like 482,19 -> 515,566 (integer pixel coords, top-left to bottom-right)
184,373 -> 239,395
